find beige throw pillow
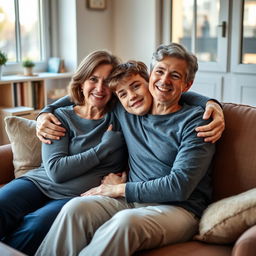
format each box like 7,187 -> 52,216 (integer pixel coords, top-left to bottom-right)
4,116 -> 42,178
194,188 -> 256,244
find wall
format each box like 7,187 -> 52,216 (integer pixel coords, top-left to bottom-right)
56,0 -> 161,71
112,0 -> 161,66
75,0 -> 114,64
56,0 -> 115,71
57,0 -> 78,72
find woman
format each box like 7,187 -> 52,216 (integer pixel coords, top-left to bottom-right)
0,50 -> 127,255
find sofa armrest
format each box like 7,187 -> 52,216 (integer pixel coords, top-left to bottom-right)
232,225 -> 256,256
0,144 -> 14,185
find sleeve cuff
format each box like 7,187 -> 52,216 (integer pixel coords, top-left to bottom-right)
125,182 -> 139,203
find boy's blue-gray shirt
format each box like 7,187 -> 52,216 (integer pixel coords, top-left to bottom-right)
115,101 -> 215,218
40,92 -> 216,217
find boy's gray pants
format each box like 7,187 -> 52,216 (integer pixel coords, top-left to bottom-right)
36,195 -> 198,256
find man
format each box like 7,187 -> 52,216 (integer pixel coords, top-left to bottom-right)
36,43 -> 219,255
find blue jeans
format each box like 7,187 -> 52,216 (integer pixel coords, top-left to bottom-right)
0,177 -> 71,255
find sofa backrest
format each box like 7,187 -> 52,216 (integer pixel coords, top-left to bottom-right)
212,103 -> 256,201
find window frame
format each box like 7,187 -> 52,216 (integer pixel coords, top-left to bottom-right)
230,0 -> 256,74
196,0 -> 229,72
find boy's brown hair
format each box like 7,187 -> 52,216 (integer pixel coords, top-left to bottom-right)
108,60 -> 149,92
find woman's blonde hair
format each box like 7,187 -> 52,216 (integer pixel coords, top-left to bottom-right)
68,50 -> 120,105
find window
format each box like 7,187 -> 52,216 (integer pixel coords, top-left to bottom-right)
162,0 -> 256,106
242,0 -> 256,64
231,0 -> 256,73
170,0 -> 229,72
172,0 -> 220,62
0,0 -> 49,65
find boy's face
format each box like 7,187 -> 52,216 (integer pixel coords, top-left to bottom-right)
115,74 -> 152,116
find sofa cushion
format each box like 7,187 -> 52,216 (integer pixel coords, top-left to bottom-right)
4,116 -> 41,178
194,188 -> 256,244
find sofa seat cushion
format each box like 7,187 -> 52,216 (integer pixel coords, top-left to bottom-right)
194,188 -> 256,244
4,116 -> 42,178
136,241 -> 232,256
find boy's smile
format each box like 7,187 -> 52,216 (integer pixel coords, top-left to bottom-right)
115,74 -> 152,116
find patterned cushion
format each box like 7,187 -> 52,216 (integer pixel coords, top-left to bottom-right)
4,116 -> 41,178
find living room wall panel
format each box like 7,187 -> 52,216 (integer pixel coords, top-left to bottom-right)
231,75 -> 256,107
192,73 -> 223,102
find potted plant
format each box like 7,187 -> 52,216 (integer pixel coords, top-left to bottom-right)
22,59 -> 35,76
0,50 -> 8,79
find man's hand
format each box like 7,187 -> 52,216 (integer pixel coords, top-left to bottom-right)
81,184 -> 126,198
101,172 -> 127,185
36,113 -> 66,144
196,100 -> 225,143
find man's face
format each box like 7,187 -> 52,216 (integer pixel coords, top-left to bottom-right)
115,74 -> 152,115
149,56 -> 192,108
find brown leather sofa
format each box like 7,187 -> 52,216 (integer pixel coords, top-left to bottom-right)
1,103 -> 256,256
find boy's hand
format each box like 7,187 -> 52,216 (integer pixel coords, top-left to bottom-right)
101,172 -> 127,185
107,124 -> 113,131
196,100 -> 225,143
36,113 -> 66,144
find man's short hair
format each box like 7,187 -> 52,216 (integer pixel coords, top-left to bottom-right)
150,43 -> 198,82
108,60 -> 149,91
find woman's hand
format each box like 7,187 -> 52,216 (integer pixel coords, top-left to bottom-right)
101,172 -> 127,185
36,113 -> 66,144
81,183 -> 126,198
196,100 -> 225,143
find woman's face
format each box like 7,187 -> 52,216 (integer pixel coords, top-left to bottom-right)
81,64 -> 113,109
